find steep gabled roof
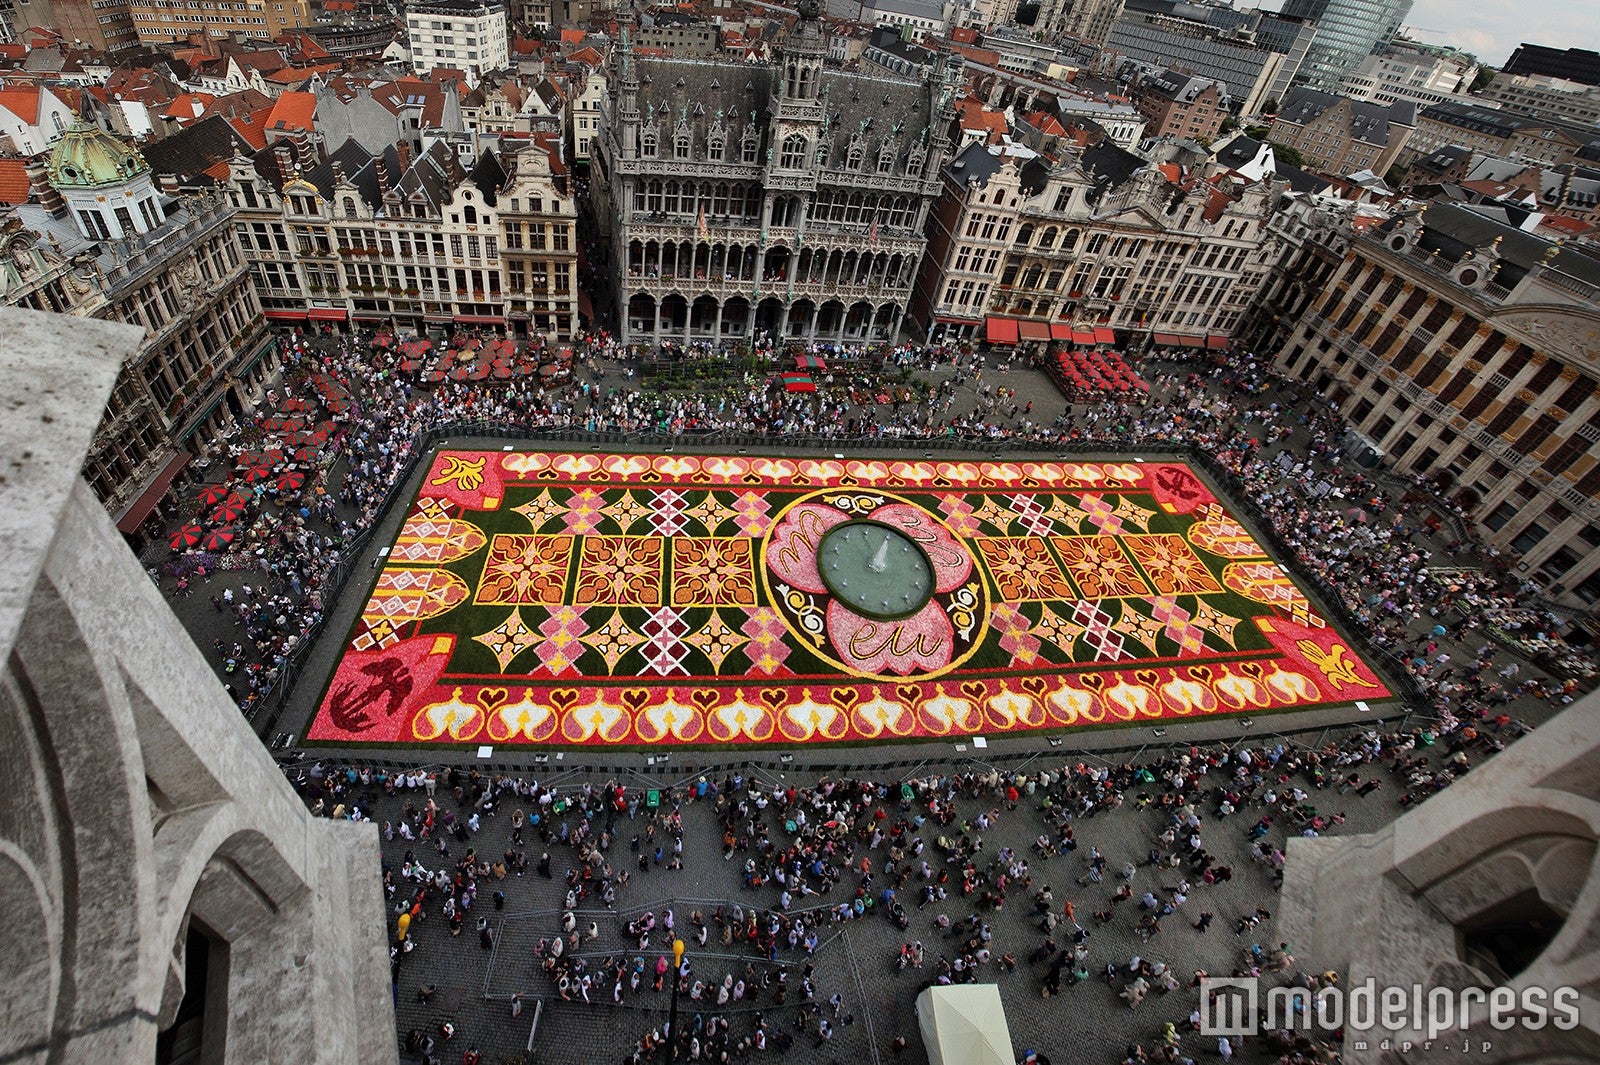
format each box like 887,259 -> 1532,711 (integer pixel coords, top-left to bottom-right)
141,114 -> 252,183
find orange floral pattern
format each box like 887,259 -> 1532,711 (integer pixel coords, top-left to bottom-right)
1052,535 -> 1153,598
474,534 -> 573,605
974,537 -> 1076,601
670,537 -> 758,606
1122,534 -> 1225,595
573,536 -> 665,606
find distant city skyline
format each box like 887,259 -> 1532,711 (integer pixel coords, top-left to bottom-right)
1260,0 -> 1600,68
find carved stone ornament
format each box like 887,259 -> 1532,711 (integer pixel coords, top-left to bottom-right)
1495,310 -> 1600,368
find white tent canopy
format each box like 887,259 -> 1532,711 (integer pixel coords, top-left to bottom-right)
917,984 -> 1014,1065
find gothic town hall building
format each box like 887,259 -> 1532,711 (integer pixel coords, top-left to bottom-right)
592,1 -> 958,345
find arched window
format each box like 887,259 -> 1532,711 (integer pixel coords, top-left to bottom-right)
708,134 -> 725,159
342,196 -> 357,218
1015,223 -> 1033,245
1039,226 -> 1057,249
464,204 -> 477,224
877,147 -> 894,174
847,143 -> 864,170
780,134 -> 807,170
641,131 -> 657,158
1061,229 -> 1079,251
675,131 -> 691,159
742,133 -> 759,164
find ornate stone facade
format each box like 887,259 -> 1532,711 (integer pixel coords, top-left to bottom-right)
591,8 -> 958,344
1243,201 -> 1600,609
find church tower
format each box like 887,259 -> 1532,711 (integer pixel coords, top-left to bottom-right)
769,0 -> 827,176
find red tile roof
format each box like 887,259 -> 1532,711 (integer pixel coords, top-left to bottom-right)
567,46 -> 604,68
0,157 -> 30,204
561,28 -> 587,45
0,44 -> 27,60
0,86 -> 39,123
226,107 -> 272,150
266,89 -> 315,132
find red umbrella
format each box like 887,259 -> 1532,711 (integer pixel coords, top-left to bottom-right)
282,431 -> 313,447
470,361 -> 493,381
450,365 -> 473,382
326,398 -> 351,413
170,524 -> 203,550
275,470 -> 305,493
240,465 -> 272,486
423,369 -> 447,384
289,445 -> 316,461
211,498 -> 248,523
203,526 -> 236,551
398,358 -> 423,372
492,364 -> 513,379
195,483 -> 231,507
218,491 -> 250,511
282,397 -> 315,413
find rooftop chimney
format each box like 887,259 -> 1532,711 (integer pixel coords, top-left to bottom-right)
23,157 -> 66,217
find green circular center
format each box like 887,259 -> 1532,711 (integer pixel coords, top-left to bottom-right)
817,519 -> 935,621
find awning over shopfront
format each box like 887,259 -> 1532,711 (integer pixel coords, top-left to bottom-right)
454,315 -> 505,325
984,317 -> 1018,344
1094,327 -> 1116,345
115,451 -> 193,534
576,291 -> 595,319
1153,332 -> 1204,347
263,310 -> 307,321
1070,329 -> 1096,346
1206,334 -> 1231,350
307,308 -> 347,321
1017,319 -> 1050,341
1049,323 -> 1073,340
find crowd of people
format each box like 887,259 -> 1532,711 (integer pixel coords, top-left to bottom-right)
286,699 -> 1525,1062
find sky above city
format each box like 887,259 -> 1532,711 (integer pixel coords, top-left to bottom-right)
1259,0 -> 1600,67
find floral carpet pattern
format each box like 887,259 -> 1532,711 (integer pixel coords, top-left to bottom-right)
309,451 -> 1391,747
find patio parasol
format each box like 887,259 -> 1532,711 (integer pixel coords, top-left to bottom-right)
492,364 -> 513,379
275,470 -> 306,493
202,526 -> 235,552
211,498 -> 248,523
289,445 -> 316,461
195,483 -> 232,507
450,364 -> 474,382
170,524 -> 204,551
240,464 -> 273,486
398,358 -> 423,372
281,397 -> 314,413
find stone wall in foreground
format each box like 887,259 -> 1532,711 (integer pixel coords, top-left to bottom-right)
0,307 -> 396,1065
1279,692 -> 1600,1064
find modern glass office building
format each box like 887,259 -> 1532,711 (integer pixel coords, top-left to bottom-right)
1280,0 -> 1414,91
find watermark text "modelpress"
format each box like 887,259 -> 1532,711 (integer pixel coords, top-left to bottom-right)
1199,977 -> 1581,1040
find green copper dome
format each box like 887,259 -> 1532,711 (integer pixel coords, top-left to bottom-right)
46,120 -> 149,189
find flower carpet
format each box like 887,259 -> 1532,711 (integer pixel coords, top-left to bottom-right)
308,450 -> 1391,748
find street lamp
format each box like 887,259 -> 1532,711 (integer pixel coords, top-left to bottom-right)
668,938 -> 685,1064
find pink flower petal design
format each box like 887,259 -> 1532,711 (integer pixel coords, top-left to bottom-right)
826,598 -> 955,676
766,503 -> 846,595
873,503 -> 973,594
